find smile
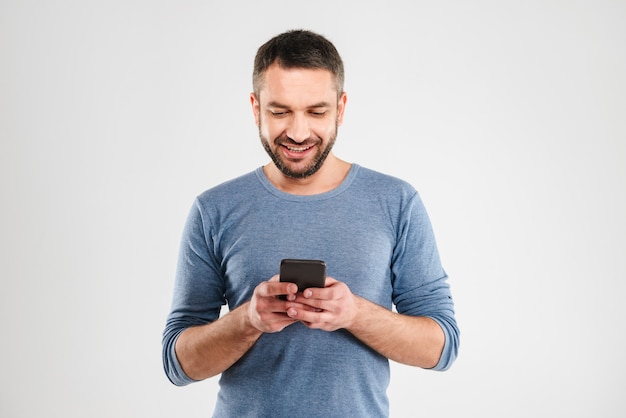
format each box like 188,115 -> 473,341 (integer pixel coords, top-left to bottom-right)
284,145 -> 313,153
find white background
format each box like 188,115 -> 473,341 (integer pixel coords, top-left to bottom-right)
1,1 -> 624,417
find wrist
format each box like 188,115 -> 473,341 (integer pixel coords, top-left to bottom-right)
235,302 -> 265,338
345,294 -> 368,331
347,295 -> 390,334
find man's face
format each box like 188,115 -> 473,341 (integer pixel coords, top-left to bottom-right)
251,63 -> 346,179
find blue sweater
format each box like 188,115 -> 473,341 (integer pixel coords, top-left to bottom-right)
163,165 -> 459,417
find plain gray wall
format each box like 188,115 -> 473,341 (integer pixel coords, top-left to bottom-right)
1,1 -> 624,417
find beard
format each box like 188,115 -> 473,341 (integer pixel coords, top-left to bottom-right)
259,122 -> 338,179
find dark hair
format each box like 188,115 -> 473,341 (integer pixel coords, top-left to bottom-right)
253,29 -> 344,96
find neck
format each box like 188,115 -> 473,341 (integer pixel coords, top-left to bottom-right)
263,154 -> 351,195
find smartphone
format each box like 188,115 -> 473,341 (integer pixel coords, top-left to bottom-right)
279,259 -> 326,298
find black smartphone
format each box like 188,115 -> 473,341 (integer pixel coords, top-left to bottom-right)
279,259 -> 326,298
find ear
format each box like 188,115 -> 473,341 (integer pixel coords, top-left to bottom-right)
336,92 -> 347,126
250,93 -> 260,126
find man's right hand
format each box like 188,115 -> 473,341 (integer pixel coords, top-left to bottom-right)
246,275 -> 300,333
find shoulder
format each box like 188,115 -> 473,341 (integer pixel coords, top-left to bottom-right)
350,165 -> 431,226
353,165 -> 418,199
188,169 -> 264,221
196,170 -> 260,202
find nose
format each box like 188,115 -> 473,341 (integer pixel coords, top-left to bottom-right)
285,113 -> 311,143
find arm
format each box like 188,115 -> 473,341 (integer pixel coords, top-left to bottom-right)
174,278 -> 302,381
348,296 -> 444,368
174,302 -> 262,380
162,198 -> 308,384
287,279 -> 446,368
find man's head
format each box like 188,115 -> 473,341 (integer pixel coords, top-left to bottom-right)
253,29 -> 344,99
251,30 -> 347,180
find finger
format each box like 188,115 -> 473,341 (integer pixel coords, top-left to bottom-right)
302,286 -> 338,301
324,277 -> 338,286
293,294 -> 327,310
285,300 -> 323,312
257,280 -> 298,298
287,306 -> 328,324
266,274 -> 297,298
302,276 -> 339,298
267,274 -> 297,297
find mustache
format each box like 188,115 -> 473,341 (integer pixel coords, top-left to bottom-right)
274,135 -> 321,147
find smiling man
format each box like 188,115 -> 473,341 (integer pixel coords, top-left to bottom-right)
163,30 -> 459,418
254,45 -> 348,191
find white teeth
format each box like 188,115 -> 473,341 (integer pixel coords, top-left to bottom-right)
286,146 -> 311,152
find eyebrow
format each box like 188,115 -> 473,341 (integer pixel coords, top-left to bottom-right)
266,101 -> 332,109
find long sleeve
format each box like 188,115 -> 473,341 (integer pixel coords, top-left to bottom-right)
162,199 -> 225,385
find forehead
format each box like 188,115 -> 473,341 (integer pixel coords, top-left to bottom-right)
258,64 -> 338,105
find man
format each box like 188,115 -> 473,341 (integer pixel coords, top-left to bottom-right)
163,29 -> 459,417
